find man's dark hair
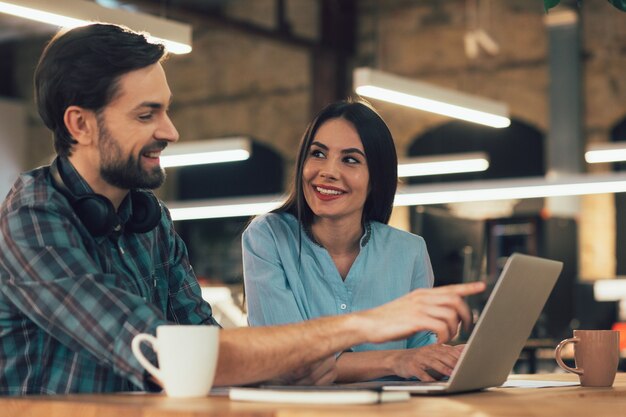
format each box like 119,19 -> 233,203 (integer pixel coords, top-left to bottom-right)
34,23 -> 167,157
276,98 -> 398,227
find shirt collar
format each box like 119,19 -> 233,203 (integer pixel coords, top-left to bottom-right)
360,222 -> 372,247
56,156 -> 94,196
304,221 -> 372,249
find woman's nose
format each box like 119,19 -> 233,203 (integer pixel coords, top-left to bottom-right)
318,159 -> 339,180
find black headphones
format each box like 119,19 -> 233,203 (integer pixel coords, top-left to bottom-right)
49,159 -> 162,237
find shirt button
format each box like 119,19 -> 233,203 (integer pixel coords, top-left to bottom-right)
340,303 -> 347,310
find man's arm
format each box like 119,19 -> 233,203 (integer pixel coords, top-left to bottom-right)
213,282 -> 484,386
162,209 -> 219,326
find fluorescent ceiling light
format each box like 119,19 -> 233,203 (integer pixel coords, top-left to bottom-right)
585,143 -> 626,164
166,172 -> 626,221
168,195 -> 283,221
398,152 -> 489,177
394,173 -> 626,206
354,67 -> 511,128
160,137 -> 251,168
0,0 -> 192,54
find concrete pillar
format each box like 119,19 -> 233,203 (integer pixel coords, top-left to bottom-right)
545,8 -> 584,216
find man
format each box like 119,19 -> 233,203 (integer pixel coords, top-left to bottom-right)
0,23 -> 484,395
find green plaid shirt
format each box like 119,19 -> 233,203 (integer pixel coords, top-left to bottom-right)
0,158 -> 218,395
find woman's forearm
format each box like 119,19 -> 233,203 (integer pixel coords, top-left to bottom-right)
335,350 -> 403,382
336,343 -> 465,383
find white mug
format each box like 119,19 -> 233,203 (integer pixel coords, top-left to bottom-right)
131,325 -> 220,398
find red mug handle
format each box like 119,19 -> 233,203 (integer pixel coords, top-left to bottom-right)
555,337 -> 583,375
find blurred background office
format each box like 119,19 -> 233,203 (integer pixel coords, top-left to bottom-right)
0,0 -> 625,368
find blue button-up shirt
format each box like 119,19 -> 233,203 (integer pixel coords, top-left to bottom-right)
243,212 -> 436,352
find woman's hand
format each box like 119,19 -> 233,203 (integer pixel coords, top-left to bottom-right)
391,344 -> 465,382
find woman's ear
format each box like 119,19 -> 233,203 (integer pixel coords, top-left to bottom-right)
63,105 -> 97,145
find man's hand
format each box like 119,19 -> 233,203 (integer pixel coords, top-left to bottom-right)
359,282 -> 485,345
214,282 -> 483,387
269,355 -> 337,386
390,344 -> 465,382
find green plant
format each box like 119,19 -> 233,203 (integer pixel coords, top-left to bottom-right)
544,0 -> 626,12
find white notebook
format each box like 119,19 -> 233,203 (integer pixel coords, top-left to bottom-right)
228,386 -> 409,405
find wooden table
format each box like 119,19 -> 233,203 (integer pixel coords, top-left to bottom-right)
3,373 -> 626,417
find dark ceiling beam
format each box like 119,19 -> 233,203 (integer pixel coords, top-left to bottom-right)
311,0 -> 357,114
128,0 -> 357,116
275,0 -> 292,35
128,0 -> 317,49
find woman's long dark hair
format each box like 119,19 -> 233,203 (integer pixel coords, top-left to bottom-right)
275,98 -> 398,229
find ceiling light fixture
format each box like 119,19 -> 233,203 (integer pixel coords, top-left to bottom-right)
160,137 -> 251,168
168,195 -> 282,221
393,173 -> 626,206
353,67 -> 511,128
166,172 -> 626,221
398,152 -> 489,177
0,0 -> 192,54
585,143 -> 626,164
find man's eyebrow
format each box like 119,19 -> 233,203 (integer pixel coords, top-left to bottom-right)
133,95 -> 174,111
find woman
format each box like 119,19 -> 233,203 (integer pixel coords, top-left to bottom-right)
243,98 -> 463,383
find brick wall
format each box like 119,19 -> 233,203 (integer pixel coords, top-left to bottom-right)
5,0 -> 625,280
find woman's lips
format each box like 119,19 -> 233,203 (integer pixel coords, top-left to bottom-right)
313,184 -> 345,201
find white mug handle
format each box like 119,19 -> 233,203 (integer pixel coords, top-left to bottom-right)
131,333 -> 162,382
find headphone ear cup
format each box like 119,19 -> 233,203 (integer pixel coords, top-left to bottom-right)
73,195 -> 120,237
126,190 -> 161,234
50,159 -> 160,236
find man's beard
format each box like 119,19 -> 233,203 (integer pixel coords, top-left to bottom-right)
97,118 -> 166,190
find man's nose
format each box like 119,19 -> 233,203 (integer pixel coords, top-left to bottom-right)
156,114 -> 179,143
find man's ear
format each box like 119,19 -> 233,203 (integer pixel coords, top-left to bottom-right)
63,105 -> 97,145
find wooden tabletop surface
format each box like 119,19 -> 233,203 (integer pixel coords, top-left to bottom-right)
2,373 -> 626,417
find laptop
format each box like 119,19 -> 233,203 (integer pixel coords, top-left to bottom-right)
357,253 -> 563,395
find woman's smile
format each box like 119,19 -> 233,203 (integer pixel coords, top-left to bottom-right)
313,184 -> 347,201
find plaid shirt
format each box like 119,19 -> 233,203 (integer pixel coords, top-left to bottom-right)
0,158 -> 218,395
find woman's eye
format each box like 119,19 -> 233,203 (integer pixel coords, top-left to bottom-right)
310,149 -> 325,158
344,156 -> 360,164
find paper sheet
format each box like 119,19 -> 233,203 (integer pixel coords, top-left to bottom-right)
500,379 -> 580,389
